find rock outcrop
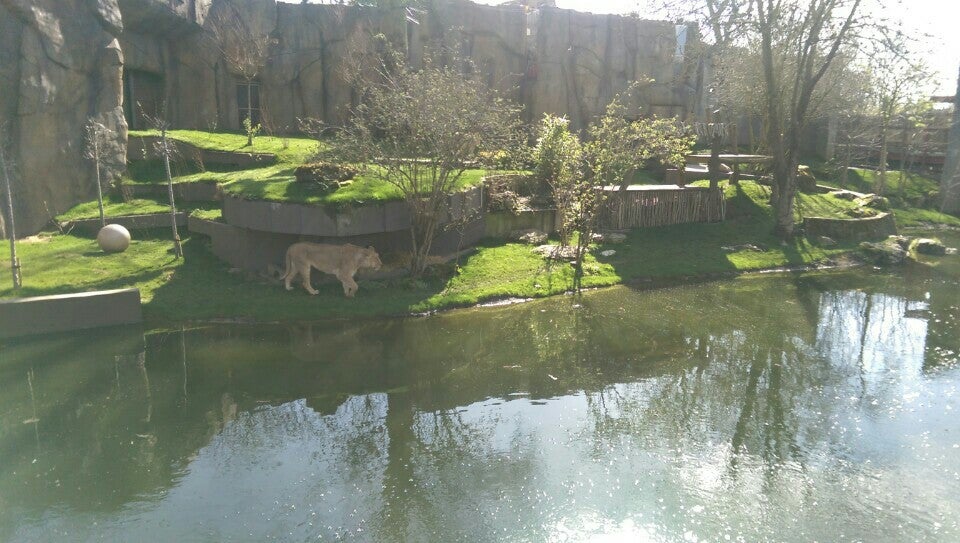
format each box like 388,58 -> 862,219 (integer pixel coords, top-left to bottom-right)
0,0 -> 128,234
2,0 -> 703,235
134,0 -> 703,133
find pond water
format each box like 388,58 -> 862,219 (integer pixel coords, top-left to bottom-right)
1,233 -> 959,542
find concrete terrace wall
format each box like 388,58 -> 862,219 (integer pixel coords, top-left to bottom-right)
803,212 -> 897,243
0,288 -> 142,338
199,186 -> 485,272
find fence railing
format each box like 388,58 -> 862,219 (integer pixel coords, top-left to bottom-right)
599,185 -> 726,229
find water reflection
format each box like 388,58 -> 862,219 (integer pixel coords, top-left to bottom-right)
1,256 -> 959,541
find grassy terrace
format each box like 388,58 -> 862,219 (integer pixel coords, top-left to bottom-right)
817,167 -> 960,227
5,181 -> 867,323
123,130 -> 488,208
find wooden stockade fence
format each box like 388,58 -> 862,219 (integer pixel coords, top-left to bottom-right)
599,185 -> 726,229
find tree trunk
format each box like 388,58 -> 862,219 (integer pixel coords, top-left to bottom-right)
876,121 -> 888,196
0,141 -> 21,289
772,156 -> 798,239
161,129 -> 184,259
708,131 -> 722,190
94,141 -> 105,227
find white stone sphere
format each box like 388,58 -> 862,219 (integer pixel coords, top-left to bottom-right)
97,224 -> 131,253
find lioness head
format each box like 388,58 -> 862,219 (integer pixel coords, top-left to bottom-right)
363,246 -> 382,271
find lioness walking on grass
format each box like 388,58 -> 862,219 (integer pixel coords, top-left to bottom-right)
281,242 -> 382,297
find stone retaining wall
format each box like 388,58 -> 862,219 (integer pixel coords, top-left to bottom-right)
803,212 -> 897,242
189,215 -> 485,274
0,288 -> 142,338
485,210 -> 559,238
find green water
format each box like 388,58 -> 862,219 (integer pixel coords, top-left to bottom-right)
1,235 -> 959,542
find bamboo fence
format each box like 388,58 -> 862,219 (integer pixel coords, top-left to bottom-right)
599,185 -> 726,229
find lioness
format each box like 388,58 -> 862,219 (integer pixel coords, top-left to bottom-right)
281,242 -> 382,297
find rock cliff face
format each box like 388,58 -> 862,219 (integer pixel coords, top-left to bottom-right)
131,0 -> 703,133
0,0 -> 128,234
1,0 -> 703,235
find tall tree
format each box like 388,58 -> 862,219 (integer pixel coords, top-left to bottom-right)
662,0 -> 868,238
754,0 -> 863,238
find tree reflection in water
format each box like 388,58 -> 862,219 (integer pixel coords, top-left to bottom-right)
1,258 -> 959,541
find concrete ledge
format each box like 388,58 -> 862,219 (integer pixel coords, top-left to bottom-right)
62,212 -> 188,234
0,288 -> 142,338
189,217 -> 485,273
804,212 -> 897,242
486,209 -> 558,238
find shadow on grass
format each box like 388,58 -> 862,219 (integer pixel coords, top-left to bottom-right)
144,237 -> 448,323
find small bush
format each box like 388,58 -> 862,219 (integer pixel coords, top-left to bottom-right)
294,162 -> 359,193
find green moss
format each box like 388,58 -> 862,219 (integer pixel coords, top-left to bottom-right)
894,207 -> 960,228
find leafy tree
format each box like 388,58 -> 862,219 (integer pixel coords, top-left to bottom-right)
541,90 -> 693,292
533,115 -> 582,246
332,46 -> 522,277
942,66 -> 960,214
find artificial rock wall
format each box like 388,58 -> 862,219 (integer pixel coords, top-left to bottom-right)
128,0 -> 704,133
1,0 -> 704,235
0,0 -> 129,234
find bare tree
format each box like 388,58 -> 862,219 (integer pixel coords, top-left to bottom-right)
84,120 -> 116,227
661,0 -> 875,238
331,44 -> 522,277
142,108 -> 184,259
0,121 -> 21,289
862,44 -> 933,196
208,0 -> 271,146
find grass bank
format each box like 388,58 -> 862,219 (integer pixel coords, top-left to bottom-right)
122,130 -> 488,209
4,181 -> 867,323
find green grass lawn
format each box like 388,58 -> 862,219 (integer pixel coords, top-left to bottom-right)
126,129 -> 489,207
3,181 -> 860,323
58,195 -> 220,222
815,167 -> 960,227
